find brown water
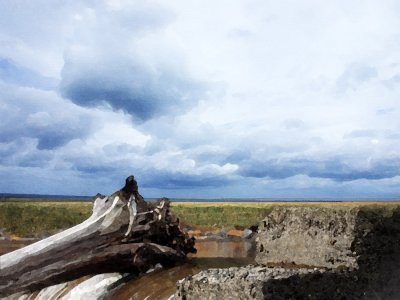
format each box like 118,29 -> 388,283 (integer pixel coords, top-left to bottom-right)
109,257 -> 253,300
0,237 -> 255,299
190,238 -> 255,258
109,238 -> 255,300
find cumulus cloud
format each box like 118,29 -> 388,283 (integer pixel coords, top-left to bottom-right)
0,82 -> 94,150
60,56 -> 204,121
59,2 -> 206,121
1,0 -> 400,197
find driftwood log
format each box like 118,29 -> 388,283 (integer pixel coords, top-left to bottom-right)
0,176 -> 196,297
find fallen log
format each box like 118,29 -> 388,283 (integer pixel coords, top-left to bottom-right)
0,176 -> 195,297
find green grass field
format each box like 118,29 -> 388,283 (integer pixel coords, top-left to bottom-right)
172,201 -> 400,229
171,204 -> 273,229
0,201 -> 92,237
1,200 -> 400,237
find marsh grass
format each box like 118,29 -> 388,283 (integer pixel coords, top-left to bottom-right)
171,205 -> 273,228
171,201 -> 400,229
1,200 -> 399,237
0,201 -> 92,237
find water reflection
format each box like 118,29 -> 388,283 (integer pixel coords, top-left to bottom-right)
190,238 -> 255,258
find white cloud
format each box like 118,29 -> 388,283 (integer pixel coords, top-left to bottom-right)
1,0 -> 400,197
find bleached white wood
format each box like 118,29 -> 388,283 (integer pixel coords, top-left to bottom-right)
0,195 -> 124,269
60,273 -> 122,300
0,176 -> 195,297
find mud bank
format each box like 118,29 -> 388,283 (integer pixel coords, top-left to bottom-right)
176,206 -> 400,299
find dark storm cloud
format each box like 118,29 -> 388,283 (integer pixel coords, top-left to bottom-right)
35,126 -> 90,150
60,61 -> 203,121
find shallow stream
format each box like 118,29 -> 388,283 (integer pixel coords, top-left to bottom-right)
0,237 -> 255,299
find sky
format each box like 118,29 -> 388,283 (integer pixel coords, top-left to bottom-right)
1,0 -> 400,199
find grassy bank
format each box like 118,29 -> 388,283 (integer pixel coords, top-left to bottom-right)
0,201 -> 274,236
0,201 -> 92,237
172,201 -> 400,229
1,200 -> 400,237
171,203 -> 273,229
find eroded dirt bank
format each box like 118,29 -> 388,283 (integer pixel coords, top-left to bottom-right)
176,206 -> 400,299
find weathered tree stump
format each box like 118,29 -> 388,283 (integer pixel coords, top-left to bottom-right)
0,176 -> 195,297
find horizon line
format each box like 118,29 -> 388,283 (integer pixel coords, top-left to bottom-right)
1,193 -> 399,202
